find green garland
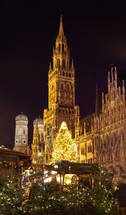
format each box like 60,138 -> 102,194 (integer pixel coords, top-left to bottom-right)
0,157 -> 31,169
0,157 -> 12,168
47,160 -> 100,174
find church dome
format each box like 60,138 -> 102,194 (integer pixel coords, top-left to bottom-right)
15,113 -> 28,121
33,117 -> 44,125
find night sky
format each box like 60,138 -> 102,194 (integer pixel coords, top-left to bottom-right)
1,1 -> 126,149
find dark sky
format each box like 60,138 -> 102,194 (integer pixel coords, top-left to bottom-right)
1,1 -> 126,149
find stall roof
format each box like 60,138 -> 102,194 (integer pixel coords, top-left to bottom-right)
45,160 -> 100,174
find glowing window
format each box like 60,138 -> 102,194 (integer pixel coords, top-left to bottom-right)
57,59 -> 60,67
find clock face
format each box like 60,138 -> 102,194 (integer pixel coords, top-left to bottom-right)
23,139 -> 27,144
15,139 -> 19,144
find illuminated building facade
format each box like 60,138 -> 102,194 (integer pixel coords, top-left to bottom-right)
31,118 -> 44,163
35,16 -> 126,183
78,66 -> 126,183
43,15 -> 79,163
13,113 -> 29,154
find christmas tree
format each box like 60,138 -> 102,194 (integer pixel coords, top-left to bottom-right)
0,169 -> 28,215
51,122 -> 77,164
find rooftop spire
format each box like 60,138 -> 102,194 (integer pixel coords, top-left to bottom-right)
34,119 -> 38,135
71,59 -> 74,69
95,83 -> 99,115
58,14 -> 64,36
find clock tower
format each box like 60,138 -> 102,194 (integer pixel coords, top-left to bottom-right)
44,15 -> 80,163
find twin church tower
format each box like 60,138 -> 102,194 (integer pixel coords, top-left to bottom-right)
13,15 -> 80,163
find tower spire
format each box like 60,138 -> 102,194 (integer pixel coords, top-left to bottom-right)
58,14 -> 64,36
71,59 -> 74,69
34,119 -> 38,135
95,83 -> 99,115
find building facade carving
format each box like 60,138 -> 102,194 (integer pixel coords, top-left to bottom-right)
78,66 -> 126,183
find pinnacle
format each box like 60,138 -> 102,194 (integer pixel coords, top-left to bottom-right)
58,14 -> 64,36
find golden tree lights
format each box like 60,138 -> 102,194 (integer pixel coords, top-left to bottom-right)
51,122 -> 77,164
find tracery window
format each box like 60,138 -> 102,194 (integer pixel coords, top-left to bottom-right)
88,145 -> 92,153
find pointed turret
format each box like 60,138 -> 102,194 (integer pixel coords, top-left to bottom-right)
122,80 -> 125,103
71,59 -> 74,69
111,64 -> 114,82
34,119 -> 39,137
49,62 -> 51,72
115,66 -> 117,89
58,14 -> 64,36
95,83 -> 99,115
56,15 -> 67,44
108,71 -> 110,92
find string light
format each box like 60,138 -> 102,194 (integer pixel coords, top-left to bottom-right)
51,122 -> 77,164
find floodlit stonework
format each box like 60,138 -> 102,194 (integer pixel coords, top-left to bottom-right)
43,16 -> 126,184
31,118 -> 44,163
13,113 -> 29,154
78,66 -> 126,183
43,15 -> 79,163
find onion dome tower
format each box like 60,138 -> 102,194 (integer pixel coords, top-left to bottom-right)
13,112 -> 28,154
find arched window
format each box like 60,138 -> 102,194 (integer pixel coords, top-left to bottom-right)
66,84 -> 69,91
102,153 -> 105,162
109,152 -> 112,161
63,59 -> 65,68
57,59 -> 60,68
61,83 -> 64,91
46,154 -> 48,161
113,133 -> 116,145
116,148 -> 120,159
52,85 -> 54,91
62,44 -> 64,52
59,44 -> 60,51
104,138 -> 106,148
120,131 -> 124,144
63,71 -> 65,76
